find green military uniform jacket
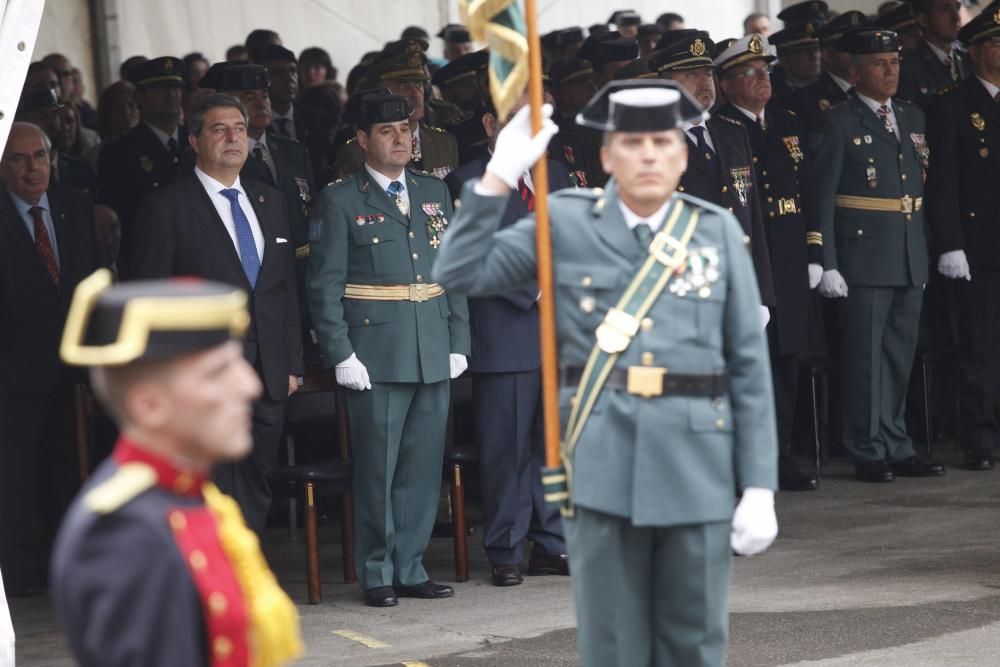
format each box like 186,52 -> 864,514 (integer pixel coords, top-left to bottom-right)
307,167 -> 470,383
433,181 -> 778,526
809,95 -> 929,287
332,123 -> 459,181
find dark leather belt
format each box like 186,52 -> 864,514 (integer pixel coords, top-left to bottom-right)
560,366 -> 730,399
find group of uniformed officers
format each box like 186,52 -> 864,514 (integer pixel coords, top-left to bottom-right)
5,0 -> 1000,665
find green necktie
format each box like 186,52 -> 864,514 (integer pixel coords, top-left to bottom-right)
634,222 -> 653,249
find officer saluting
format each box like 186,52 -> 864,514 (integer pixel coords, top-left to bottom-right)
433,80 -> 778,667
810,28 -> 943,482
51,270 -> 302,667
308,90 -> 470,608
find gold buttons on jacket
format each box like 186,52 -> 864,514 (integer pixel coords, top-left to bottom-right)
372,237 -> 380,244
581,275 -> 592,287
857,229 -> 864,236
168,511 -> 186,531
208,592 -> 228,616
901,174 -> 907,180
970,211 -> 977,218
640,352 -> 655,366
721,185 -> 728,193
640,318 -> 654,332
412,253 -> 419,260
173,473 -> 193,494
416,275 -> 423,282
715,418 -> 726,429
213,636 -> 233,659
189,550 -> 207,570
363,318 -> 370,325
408,231 -> 415,238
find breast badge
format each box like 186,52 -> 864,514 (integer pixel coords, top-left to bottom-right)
729,167 -> 753,207
972,112 -> 986,131
782,136 -> 804,163
422,203 -> 449,248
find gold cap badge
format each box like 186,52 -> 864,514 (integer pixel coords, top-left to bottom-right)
690,39 -> 706,57
749,34 -> 763,54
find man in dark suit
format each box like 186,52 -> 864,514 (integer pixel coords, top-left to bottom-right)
96,57 -> 187,272
199,62 -> 317,342
715,34 -> 822,491
444,96 -> 571,587
0,122 -> 106,596
250,44 -> 333,184
898,0 -> 970,108
651,30 -> 777,314
925,12 -> 1000,471
125,93 -> 303,532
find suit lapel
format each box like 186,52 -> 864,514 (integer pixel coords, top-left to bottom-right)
0,189 -> 60,292
183,174 -> 250,286
47,189 -> 74,281
243,180 -> 277,280
684,133 -> 719,179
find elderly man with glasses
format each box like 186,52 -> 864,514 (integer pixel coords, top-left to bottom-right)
715,34 -> 823,492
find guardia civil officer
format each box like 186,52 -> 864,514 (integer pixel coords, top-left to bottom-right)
433,80 -> 779,667
810,28 -> 943,482
898,0 -> 970,109
715,34 -> 822,491
51,270 -> 302,667
333,39 -> 459,180
925,10 -> 1000,470
307,90 -> 470,608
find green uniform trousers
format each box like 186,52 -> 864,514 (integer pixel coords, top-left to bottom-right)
840,286 -> 923,464
347,380 -> 450,590
563,508 -> 731,667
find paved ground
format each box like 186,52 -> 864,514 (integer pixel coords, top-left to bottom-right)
9,450 -> 1000,666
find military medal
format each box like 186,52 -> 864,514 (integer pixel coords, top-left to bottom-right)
563,145 -> 576,164
910,133 -> 929,167
972,113 -> 985,131
730,167 -> 753,207
782,136 -> 803,163
670,247 -> 721,299
294,177 -> 312,217
866,165 -> 878,189
422,203 -> 448,248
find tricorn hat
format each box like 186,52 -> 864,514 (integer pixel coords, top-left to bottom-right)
60,270 -> 250,367
576,79 -> 707,132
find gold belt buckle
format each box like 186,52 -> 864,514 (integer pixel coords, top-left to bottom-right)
778,198 -> 797,215
900,196 -> 913,214
626,366 -> 666,398
649,232 -> 687,268
409,283 -> 429,302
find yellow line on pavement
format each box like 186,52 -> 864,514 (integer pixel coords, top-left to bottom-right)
332,629 -> 390,648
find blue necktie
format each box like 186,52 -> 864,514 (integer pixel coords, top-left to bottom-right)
220,188 -> 260,288
387,180 -> 408,216
690,125 -> 714,157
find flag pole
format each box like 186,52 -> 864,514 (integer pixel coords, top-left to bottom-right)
523,0 -> 560,470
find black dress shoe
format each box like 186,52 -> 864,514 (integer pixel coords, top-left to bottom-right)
856,461 -> 895,483
396,580 -> 454,599
364,586 -> 398,607
779,469 -> 819,491
889,456 -> 945,477
963,450 -> 995,471
528,549 -> 570,576
491,564 -> 523,587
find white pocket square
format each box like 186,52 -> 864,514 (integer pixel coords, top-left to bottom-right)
276,237 -> 288,244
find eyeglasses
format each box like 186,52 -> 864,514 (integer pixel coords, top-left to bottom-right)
726,65 -> 773,80
3,149 -> 49,165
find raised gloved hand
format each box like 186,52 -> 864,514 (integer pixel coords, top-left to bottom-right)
731,487 -> 778,556
818,269 -> 849,298
335,353 -> 371,391
449,354 -> 469,379
938,250 -> 971,281
808,263 -> 824,290
486,103 -> 559,188
759,305 -> 770,329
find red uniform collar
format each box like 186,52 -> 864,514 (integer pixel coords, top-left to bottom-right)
111,436 -> 208,498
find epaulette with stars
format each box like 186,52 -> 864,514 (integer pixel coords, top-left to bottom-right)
717,115 -> 745,127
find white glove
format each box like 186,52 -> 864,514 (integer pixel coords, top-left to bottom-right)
486,103 -> 559,188
731,487 -> 778,556
818,269 -> 849,298
759,305 -> 770,329
808,263 -> 824,290
938,250 -> 971,281
334,353 -> 371,391
449,353 -> 468,379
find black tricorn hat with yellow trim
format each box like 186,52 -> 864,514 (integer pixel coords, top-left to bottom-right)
576,79 -> 707,132
61,270 -> 250,367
